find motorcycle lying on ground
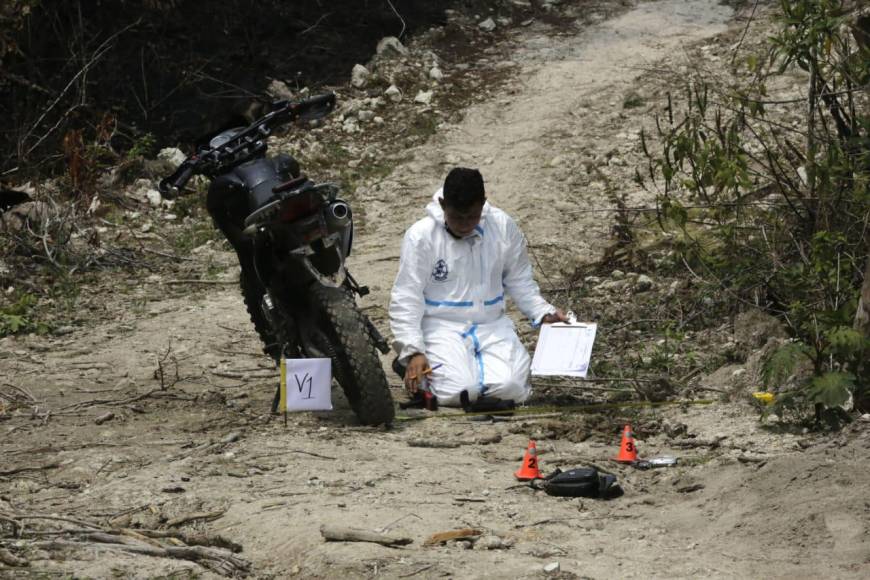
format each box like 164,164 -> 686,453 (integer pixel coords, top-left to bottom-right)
159,93 -> 395,426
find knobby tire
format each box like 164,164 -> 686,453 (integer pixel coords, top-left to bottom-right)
309,285 -> 395,426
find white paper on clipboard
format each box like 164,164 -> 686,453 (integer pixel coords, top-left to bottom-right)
530,322 -> 597,378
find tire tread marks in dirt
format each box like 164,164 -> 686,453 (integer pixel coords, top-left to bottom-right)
311,285 -> 395,426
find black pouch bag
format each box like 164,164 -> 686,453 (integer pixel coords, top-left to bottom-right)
539,467 -> 622,499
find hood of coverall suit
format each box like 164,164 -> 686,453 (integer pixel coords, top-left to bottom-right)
426,188 -> 493,234
418,188 -> 506,328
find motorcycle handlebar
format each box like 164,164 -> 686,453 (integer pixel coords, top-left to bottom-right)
292,93 -> 336,121
159,92 -> 336,193
159,160 -> 198,197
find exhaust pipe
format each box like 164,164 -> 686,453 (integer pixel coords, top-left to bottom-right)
324,201 -> 351,229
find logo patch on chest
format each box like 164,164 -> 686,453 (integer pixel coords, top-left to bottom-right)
432,259 -> 449,282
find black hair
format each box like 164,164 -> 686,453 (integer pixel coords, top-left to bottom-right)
443,167 -> 486,209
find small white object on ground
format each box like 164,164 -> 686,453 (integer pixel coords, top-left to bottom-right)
145,189 -> 162,208
376,36 -> 408,57
479,18 -> 497,32
414,90 -> 434,105
158,147 -> 187,168
544,562 -> 560,574
351,64 -> 370,88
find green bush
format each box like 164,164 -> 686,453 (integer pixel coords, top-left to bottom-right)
0,292 -> 50,336
640,0 -> 869,423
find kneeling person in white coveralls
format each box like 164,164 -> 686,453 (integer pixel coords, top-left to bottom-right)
389,167 -> 567,407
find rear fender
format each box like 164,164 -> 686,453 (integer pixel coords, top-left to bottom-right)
289,233 -> 347,288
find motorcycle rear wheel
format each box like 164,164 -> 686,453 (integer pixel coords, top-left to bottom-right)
309,285 -> 395,426
240,270 -> 282,362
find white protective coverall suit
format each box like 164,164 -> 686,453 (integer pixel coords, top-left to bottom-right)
389,190 -> 556,406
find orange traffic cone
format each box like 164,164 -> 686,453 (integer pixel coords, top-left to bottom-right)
613,424 -> 638,463
515,440 -> 543,480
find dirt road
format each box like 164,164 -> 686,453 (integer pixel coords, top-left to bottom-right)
2,1 -> 868,578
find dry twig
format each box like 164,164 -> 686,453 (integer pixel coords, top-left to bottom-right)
164,510 -> 226,529
320,524 -> 412,547
0,462 -> 61,477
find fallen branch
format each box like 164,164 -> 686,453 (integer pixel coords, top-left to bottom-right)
0,547 -> 28,567
211,369 -> 275,380
164,510 -> 226,529
514,517 -> 584,528
691,386 -> 729,394
1,513 -> 102,530
133,529 -> 243,552
671,435 -> 727,449
0,461 -> 60,477
16,526 -> 242,554
375,513 -> 422,535
398,563 -> 435,578
407,440 -> 461,449
94,411 -> 115,425
1,383 -> 37,403
423,528 -> 482,546
288,449 -> 337,460
37,537 -> 250,577
676,483 -> 705,493
320,524 -> 412,547
513,514 -> 635,528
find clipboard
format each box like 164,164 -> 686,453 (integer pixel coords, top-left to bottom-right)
530,320 -> 597,378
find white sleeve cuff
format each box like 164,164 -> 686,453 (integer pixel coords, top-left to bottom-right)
396,342 -> 426,365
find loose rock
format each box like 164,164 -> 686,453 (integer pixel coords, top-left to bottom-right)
266,79 -> 294,100
479,18 -> 497,32
94,412 -> 115,425
145,189 -> 162,208
351,64 -> 370,88
157,147 -> 186,168
635,274 -> 654,292
376,36 -> 408,57
414,90 -> 434,105
475,535 -> 513,550
385,85 -> 402,103
544,562 -> 561,574
342,119 -> 360,134
222,432 -> 241,444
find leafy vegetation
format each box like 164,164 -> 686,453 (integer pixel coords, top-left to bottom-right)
640,0 -> 869,424
0,292 -> 50,336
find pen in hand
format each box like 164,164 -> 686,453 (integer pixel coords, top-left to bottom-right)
408,363 -> 443,380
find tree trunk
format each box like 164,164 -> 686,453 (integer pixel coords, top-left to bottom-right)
856,256 -> 870,336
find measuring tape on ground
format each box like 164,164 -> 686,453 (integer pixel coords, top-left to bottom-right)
395,398 -> 716,422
